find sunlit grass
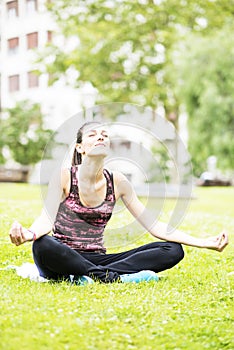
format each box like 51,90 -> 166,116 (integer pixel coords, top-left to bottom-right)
0,183 -> 233,350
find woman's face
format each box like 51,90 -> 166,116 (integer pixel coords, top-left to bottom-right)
78,124 -> 110,159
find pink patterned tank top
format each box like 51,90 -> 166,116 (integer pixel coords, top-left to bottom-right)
52,166 -> 116,253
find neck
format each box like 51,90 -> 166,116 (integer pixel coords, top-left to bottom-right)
79,156 -> 105,182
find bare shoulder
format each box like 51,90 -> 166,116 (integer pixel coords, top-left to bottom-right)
47,166 -> 70,194
60,167 -> 71,194
112,170 -> 130,185
61,167 -> 70,183
112,170 -> 127,182
112,170 -> 135,199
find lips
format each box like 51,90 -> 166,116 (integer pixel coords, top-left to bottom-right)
95,143 -> 106,147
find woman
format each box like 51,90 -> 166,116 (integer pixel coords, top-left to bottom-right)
9,122 -> 228,284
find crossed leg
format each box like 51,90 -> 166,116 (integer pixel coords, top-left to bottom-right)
33,235 -> 184,283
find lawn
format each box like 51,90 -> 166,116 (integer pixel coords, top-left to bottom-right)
0,183 -> 233,350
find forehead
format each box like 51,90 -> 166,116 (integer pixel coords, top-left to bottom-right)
83,124 -> 109,134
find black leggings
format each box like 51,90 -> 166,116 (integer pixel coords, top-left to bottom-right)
33,235 -> 184,283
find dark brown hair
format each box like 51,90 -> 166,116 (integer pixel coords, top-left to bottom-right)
72,121 -> 102,165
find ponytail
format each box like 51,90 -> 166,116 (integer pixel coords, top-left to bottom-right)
72,148 -> 82,166
72,121 -> 102,166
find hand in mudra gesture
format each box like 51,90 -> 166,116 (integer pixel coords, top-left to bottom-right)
9,221 -> 33,246
203,231 -> 228,252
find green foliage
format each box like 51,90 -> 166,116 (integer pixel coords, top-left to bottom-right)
175,25 -> 234,175
41,0 -> 234,123
34,0 -> 234,176
0,184 -> 233,349
0,118 -> 6,164
2,100 -> 53,165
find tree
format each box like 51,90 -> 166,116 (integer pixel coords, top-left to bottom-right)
0,117 -> 6,164
2,100 -> 53,165
174,25 -> 234,175
40,0 -> 234,127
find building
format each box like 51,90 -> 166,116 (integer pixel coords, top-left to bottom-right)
0,0 -> 86,129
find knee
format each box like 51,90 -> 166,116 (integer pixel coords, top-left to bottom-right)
32,235 -> 51,256
170,243 -> 184,263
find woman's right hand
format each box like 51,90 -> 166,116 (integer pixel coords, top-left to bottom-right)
9,221 -> 33,246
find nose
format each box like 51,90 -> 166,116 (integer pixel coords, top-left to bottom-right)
97,134 -> 104,141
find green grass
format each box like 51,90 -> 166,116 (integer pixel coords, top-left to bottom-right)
0,184 -> 233,350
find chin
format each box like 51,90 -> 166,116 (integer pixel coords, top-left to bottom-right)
89,148 -> 109,157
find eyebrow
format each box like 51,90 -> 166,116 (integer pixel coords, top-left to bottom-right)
87,129 -> 108,133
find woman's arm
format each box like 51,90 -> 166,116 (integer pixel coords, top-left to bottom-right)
9,167 -> 70,246
114,171 -> 228,252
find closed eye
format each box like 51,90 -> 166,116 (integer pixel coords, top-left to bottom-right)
86,129 -> 109,138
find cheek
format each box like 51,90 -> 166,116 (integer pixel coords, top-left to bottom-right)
88,139 -> 95,147
83,139 -> 95,151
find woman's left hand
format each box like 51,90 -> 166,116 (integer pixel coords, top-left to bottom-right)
203,231 -> 228,252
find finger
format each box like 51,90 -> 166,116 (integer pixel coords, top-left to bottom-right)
9,231 -> 22,245
9,221 -> 23,245
222,231 -> 228,243
11,235 -> 24,246
10,221 -> 21,233
12,220 -> 20,229
14,221 -> 22,232
218,231 -> 228,251
217,233 -> 223,244
219,231 -> 228,245
222,232 -> 229,248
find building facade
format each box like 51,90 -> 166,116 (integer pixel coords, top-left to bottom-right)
0,0 -> 84,129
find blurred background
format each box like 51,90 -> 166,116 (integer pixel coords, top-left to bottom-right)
0,0 -> 233,189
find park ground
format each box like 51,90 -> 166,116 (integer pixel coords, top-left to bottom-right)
0,183 -> 233,350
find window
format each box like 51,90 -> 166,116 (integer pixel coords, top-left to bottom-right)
26,0 -> 37,14
47,31 -> 52,43
27,32 -> 38,49
8,37 -> 19,55
28,71 -> 39,88
9,75 -> 20,92
7,1 -> 18,18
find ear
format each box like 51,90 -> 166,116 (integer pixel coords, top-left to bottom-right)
76,143 -> 85,154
